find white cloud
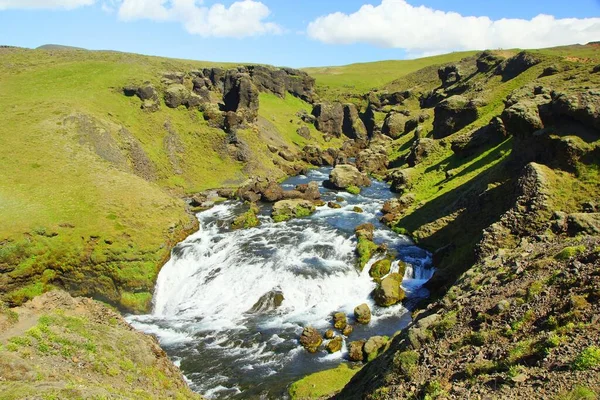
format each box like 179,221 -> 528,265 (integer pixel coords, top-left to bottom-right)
0,0 -> 96,9
307,0 -> 600,54
117,0 -> 282,38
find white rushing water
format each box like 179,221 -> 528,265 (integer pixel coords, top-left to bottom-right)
128,167 -> 433,399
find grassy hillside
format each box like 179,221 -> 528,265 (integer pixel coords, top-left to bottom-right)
0,47 -> 326,313
0,290 -> 201,399
303,51 -> 478,100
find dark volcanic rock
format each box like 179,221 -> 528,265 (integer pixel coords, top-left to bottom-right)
433,96 -> 480,138
406,138 -> 439,167
223,71 -> 260,123
438,64 -> 461,87
312,102 -> 344,137
495,51 -> 541,81
342,103 -> 368,141
476,50 -> 504,73
382,112 -> 408,139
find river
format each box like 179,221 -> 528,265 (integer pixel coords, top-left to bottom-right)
127,167 -> 433,399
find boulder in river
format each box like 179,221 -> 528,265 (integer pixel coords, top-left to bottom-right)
231,204 -> 260,230
333,312 -> 347,330
369,259 -> 391,279
326,165 -> 371,190
342,325 -> 354,337
272,199 -> 316,223
354,303 -> 371,325
326,336 -> 343,354
248,290 -> 284,313
373,273 -> 405,307
355,223 -> 375,241
348,340 -> 366,361
300,327 -> 322,353
325,329 -> 335,339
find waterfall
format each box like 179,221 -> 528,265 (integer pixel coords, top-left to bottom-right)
127,167 -> 434,399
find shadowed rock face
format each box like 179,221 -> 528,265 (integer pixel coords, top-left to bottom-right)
432,96 -> 481,139
223,71 -> 260,120
312,102 -> 345,136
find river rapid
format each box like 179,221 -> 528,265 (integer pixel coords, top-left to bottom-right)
127,167 -> 433,399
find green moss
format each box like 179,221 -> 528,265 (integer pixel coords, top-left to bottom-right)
119,292 -> 153,314
393,350 -> 419,379
556,386 -> 598,400
231,207 -> 260,230
369,259 -> 392,279
289,363 -> 360,399
573,346 -> 600,371
356,237 -> 380,270
294,205 -> 313,218
555,246 -> 586,261
346,185 -> 361,195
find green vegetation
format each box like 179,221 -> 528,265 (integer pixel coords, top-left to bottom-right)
555,246 -> 586,261
303,51 -> 478,99
0,48 -> 327,312
573,346 -> 600,371
356,237 -> 380,270
231,204 -> 260,230
289,363 -> 360,399
393,350 -> 419,379
346,185 -> 361,195
0,295 -> 200,399
556,386 -> 598,400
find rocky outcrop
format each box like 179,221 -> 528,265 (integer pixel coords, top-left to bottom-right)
406,138 -> 440,167
238,178 -> 320,203
348,340 -> 366,361
381,111 -> 409,139
476,50 -> 504,73
299,327 -> 322,353
246,65 -> 316,102
272,199 -> 316,222
164,84 -> 202,109
123,83 -> 160,112
373,273 -> 405,306
433,96 -> 481,138
364,336 -> 389,362
355,148 -> 388,175
438,64 -> 461,87
312,102 -> 344,136
326,165 -> 371,190
302,145 -> 339,166
311,102 -> 367,140
342,103 -> 368,141
223,71 -> 259,124
495,51 -> 542,81
386,168 -> 413,194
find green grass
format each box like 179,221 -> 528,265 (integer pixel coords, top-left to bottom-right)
555,246 -> 586,261
0,48 -> 328,311
288,363 -> 360,399
304,51 -> 478,99
573,346 -> 600,371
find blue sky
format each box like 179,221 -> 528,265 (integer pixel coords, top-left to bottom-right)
0,0 -> 599,67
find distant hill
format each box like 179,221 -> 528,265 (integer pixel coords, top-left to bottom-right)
36,44 -> 87,51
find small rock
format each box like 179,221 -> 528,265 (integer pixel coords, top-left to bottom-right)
333,312 -> 348,330
326,336 -> 343,353
300,327 -> 322,353
324,329 -> 335,339
348,340 -> 366,361
354,303 -> 371,325
342,325 -> 354,336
